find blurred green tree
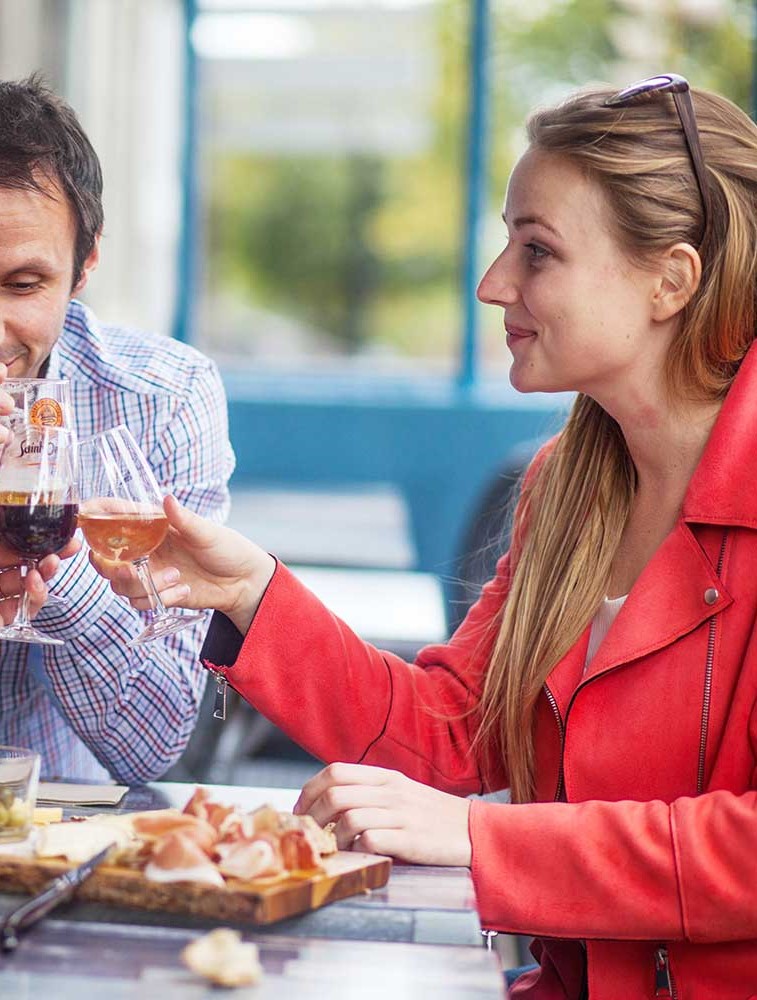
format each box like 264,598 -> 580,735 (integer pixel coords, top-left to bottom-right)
202,0 -> 753,360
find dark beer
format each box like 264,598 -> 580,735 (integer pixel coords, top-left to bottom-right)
0,495 -> 79,559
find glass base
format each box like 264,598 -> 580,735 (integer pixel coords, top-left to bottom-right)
0,623 -> 64,645
127,611 -> 206,647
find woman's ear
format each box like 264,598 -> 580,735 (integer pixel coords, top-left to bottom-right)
651,242 -> 702,322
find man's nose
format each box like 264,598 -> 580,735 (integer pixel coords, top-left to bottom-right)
477,251 -> 518,306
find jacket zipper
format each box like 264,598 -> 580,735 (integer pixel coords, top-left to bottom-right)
654,946 -> 678,998
697,529 -> 728,794
210,668 -> 229,720
544,683 -> 565,801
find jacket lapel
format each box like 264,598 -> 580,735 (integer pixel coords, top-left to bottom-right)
583,521 -> 731,682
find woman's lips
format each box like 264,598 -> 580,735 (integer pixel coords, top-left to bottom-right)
505,325 -> 536,347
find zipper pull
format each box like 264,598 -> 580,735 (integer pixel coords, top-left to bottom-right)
480,930 -> 498,951
211,670 -> 228,720
654,946 -> 673,997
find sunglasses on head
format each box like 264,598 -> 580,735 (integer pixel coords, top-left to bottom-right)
603,73 -> 711,232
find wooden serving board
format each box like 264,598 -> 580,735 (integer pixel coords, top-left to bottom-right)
0,850 -> 391,925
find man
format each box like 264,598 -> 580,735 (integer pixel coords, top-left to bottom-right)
0,75 -> 234,783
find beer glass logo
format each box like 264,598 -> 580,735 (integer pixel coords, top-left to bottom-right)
17,438 -> 59,459
29,398 -> 64,427
16,439 -> 58,458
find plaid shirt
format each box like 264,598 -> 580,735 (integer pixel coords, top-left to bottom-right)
0,300 -> 234,782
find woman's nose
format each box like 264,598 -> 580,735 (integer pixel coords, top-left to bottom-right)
477,251 -> 518,306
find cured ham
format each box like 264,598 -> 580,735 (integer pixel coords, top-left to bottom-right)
145,831 -> 225,888
215,837 -> 282,881
32,787 -> 337,888
132,810 -> 217,853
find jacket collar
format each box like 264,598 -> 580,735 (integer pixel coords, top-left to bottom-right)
683,341 -> 757,528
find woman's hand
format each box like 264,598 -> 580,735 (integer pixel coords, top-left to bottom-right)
88,495 -> 275,634
294,763 -> 472,867
0,538 -> 80,624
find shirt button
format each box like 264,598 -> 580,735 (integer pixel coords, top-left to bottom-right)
704,588 -> 719,605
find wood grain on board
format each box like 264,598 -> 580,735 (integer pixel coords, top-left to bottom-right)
0,850 -> 391,925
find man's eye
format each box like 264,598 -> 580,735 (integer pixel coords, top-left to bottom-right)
5,281 -> 40,292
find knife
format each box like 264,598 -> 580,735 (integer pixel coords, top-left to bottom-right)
0,842 -> 115,952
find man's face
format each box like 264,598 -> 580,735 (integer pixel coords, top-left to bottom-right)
0,179 -> 98,377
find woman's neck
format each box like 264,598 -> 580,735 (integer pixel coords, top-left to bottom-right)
619,398 -> 722,501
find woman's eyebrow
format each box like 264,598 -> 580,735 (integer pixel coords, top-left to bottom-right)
503,213 -> 563,239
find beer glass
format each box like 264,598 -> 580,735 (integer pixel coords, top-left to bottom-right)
78,425 -> 204,646
3,379 -> 72,432
0,427 -> 79,645
3,379 -> 74,609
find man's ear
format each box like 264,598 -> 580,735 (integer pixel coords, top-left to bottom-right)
71,231 -> 101,297
650,242 -> 702,322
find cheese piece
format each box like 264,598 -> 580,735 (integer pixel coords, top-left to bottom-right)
33,807 -> 63,825
36,820 -> 131,863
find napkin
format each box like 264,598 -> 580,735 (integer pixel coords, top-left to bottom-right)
36,782 -> 128,807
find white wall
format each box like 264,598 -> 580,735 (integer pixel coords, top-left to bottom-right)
0,0 -> 184,338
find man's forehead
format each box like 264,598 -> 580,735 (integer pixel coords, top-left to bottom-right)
0,180 -> 76,268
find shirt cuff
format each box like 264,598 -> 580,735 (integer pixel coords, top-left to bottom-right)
34,545 -> 120,638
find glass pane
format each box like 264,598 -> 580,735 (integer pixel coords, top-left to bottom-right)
479,0 -> 754,377
193,0 -> 470,376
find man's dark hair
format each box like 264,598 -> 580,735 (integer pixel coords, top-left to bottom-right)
0,73 -> 103,288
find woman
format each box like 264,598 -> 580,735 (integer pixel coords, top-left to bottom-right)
90,76 -> 757,999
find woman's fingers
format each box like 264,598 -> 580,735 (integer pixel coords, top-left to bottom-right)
295,763 -> 473,866
294,763 -> 392,816
87,550 -> 189,611
163,495 -> 220,549
306,784 -> 392,831
330,808 -> 398,851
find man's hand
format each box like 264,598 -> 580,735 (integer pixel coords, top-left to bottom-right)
88,496 -> 275,635
294,763 -> 473,867
0,538 -> 80,624
0,362 -> 14,451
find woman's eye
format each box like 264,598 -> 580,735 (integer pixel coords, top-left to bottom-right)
525,242 -> 550,262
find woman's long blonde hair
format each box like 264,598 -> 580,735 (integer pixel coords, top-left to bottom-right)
478,85 -> 757,803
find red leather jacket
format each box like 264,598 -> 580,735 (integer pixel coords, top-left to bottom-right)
203,344 -> 757,1000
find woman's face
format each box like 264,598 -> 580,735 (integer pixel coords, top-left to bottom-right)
478,148 -> 668,402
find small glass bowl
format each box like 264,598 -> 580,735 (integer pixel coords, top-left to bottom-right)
0,746 -> 40,842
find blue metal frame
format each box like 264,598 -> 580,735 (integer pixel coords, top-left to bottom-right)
459,0 -> 490,390
174,0 -> 198,344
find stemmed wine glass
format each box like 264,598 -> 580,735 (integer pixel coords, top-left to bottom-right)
0,426 -> 79,645
78,425 -> 204,647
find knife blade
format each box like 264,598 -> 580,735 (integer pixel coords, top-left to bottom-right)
0,841 -> 115,952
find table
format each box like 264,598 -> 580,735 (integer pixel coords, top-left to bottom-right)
0,920 -> 506,999
0,781 -> 505,998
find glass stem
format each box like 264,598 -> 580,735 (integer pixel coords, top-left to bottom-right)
11,561 -> 34,628
133,557 -> 169,620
